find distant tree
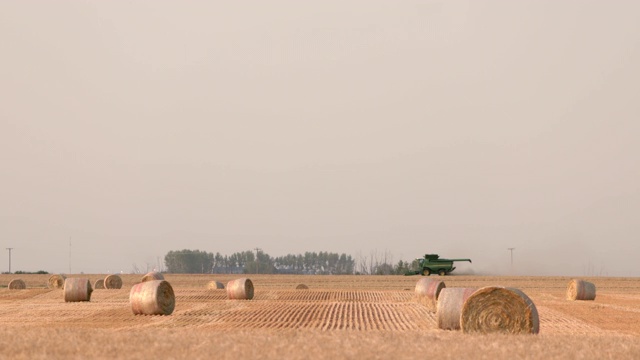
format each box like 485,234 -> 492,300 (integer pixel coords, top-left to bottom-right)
165,249 -> 356,275
164,249 -> 213,274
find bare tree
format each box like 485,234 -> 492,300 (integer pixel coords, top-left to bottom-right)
131,263 -> 141,274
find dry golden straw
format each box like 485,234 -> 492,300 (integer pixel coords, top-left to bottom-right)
48,274 -> 66,289
141,271 -> 164,283
94,279 -> 105,289
415,278 -> 445,311
129,280 -> 175,315
566,279 -> 596,301
207,281 -> 225,290
226,278 -> 254,300
104,274 -> 123,289
63,278 -> 93,302
8,279 -> 26,290
461,286 -> 539,334
436,288 -> 477,330
296,284 -> 309,290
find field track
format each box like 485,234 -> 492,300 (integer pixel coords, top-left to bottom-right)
1,274 -> 639,359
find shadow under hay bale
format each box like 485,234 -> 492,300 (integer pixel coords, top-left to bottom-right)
94,279 -> 105,289
130,280 -> 175,315
461,286 -> 539,334
104,274 -> 123,289
436,287 -> 477,330
48,274 -> 66,289
64,278 -> 93,302
567,279 -> 596,301
207,280 -> 225,290
296,284 -> 309,290
415,278 -> 445,311
8,279 -> 26,290
227,278 -> 254,300
141,271 -> 164,283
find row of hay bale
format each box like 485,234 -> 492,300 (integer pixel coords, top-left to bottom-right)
6,273 -> 306,293
60,272 -> 164,302
47,274 -> 123,290
415,278 -> 538,334
45,272 -> 165,290
415,278 -> 596,334
57,274 -> 257,316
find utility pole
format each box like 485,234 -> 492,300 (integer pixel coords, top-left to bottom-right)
69,238 -> 72,274
507,248 -> 515,274
6,248 -> 13,274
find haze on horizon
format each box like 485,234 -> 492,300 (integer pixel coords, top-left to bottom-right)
1,1 -> 639,276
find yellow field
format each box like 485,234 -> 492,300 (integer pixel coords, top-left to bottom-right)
1,274 -> 639,359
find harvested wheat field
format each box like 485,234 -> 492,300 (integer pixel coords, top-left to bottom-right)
1,274 -> 639,359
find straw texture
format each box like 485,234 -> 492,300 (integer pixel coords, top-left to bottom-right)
436,287 -> 477,330
8,279 -> 26,290
461,286 -> 539,334
566,279 -> 596,301
415,278 -> 446,311
227,278 -> 254,300
104,274 -> 123,289
129,280 -> 175,315
48,274 -> 66,289
64,278 -> 93,302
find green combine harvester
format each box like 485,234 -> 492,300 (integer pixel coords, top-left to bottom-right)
405,254 -> 472,276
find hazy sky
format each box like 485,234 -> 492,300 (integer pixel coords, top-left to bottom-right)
1,1 -> 639,276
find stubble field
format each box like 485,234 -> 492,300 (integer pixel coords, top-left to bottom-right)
1,274 -> 639,359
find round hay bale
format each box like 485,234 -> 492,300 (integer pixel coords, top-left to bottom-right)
461,286 -> 539,334
48,274 -> 66,289
296,284 -> 309,290
8,279 -> 26,290
436,287 -> 477,330
207,280 -> 225,290
130,280 -> 175,315
141,271 -> 164,283
415,278 -> 446,311
226,278 -> 254,300
94,279 -> 105,289
104,274 -> 123,289
567,279 -> 596,301
64,278 -> 93,302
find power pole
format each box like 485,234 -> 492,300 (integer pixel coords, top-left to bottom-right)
507,248 -> 515,274
6,248 -> 13,274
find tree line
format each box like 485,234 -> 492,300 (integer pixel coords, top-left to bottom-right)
164,249 -> 418,275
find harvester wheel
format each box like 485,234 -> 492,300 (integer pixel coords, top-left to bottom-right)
422,268 -> 431,276
438,269 -> 446,276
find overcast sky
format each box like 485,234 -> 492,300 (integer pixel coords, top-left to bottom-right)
1,1 -> 638,276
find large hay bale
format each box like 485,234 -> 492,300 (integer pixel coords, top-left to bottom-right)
104,274 -> 123,289
64,278 -> 93,302
48,274 -> 66,289
461,286 -> 539,334
8,279 -> 26,290
141,271 -> 164,283
94,279 -> 105,289
130,280 -> 175,315
227,278 -> 254,300
296,284 -> 309,290
415,278 -> 446,311
436,287 -> 477,330
567,279 -> 596,301
207,281 -> 225,290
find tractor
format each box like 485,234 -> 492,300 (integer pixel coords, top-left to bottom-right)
405,254 -> 472,276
